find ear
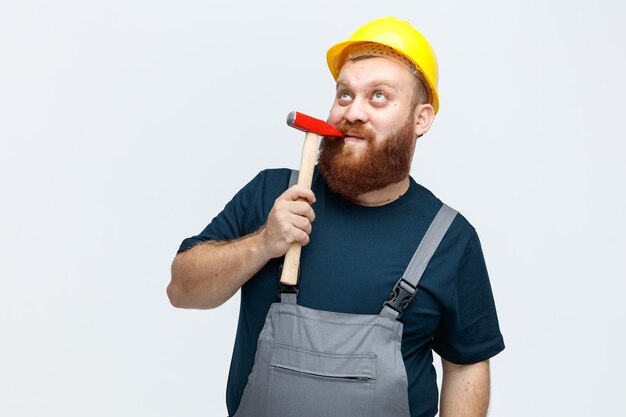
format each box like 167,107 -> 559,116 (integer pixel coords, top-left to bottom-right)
413,103 -> 435,138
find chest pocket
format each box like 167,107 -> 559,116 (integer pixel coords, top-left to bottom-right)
267,344 -> 376,417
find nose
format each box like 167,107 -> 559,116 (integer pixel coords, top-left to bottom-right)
344,97 -> 368,124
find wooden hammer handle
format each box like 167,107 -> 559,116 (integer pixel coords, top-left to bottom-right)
280,131 -> 319,286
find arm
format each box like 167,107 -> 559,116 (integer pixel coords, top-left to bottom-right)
167,185 -> 316,309
440,359 -> 491,417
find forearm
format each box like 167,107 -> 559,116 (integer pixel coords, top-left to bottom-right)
440,359 -> 491,417
168,184 -> 316,309
167,228 -> 272,309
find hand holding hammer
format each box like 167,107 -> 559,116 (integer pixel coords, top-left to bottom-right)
280,111 -> 343,286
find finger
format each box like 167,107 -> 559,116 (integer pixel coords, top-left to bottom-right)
289,201 -> 316,223
289,214 -> 312,235
295,228 -> 310,246
267,209 -> 312,240
282,185 -> 316,204
272,198 -> 316,224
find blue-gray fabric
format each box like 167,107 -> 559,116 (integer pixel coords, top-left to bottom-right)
232,203 -> 456,417
234,295 -> 411,416
178,168 -> 505,417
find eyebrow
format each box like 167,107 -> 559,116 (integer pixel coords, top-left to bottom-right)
336,79 -> 399,91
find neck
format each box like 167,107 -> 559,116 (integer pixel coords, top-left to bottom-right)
349,177 -> 410,207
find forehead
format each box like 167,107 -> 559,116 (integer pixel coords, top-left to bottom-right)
336,56 -> 415,89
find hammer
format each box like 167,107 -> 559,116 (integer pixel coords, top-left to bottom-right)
280,111 -> 343,286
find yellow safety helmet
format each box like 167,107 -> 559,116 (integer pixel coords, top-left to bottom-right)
326,17 -> 440,114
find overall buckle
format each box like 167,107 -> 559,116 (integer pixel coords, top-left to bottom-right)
383,278 -> 417,318
277,263 -> 299,297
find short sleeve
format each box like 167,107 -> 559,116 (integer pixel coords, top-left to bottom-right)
177,171 -> 270,253
432,231 -> 505,364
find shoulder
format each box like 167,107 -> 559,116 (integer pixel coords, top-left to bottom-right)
408,178 -> 480,253
257,167 -> 295,179
240,168 -> 298,216
248,168 -> 293,186
238,168 -> 294,199
409,178 -> 476,229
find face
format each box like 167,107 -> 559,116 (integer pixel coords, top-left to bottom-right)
318,57 -> 427,200
328,57 -> 419,153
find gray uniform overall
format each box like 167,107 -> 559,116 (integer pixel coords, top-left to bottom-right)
233,173 -> 457,417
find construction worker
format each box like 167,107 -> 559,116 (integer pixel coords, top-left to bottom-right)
168,17 -> 504,417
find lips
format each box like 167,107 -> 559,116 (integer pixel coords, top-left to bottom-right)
343,131 -> 366,143
335,121 -> 373,144
344,131 -> 364,138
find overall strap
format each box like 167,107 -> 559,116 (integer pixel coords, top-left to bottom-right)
380,204 -> 458,320
280,169 -> 300,304
288,169 -> 299,187
280,292 -> 298,304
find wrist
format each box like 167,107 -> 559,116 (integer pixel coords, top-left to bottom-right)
248,226 -> 275,261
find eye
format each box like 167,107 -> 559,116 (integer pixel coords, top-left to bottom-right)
337,90 -> 353,104
372,91 -> 387,102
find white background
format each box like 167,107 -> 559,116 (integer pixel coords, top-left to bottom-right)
1,1 -> 625,416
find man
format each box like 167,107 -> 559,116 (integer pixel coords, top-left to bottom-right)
168,17 -> 504,417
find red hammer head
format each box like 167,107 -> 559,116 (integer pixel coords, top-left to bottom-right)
286,111 -> 344,137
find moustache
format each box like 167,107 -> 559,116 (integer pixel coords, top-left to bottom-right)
334,121 -> 375,143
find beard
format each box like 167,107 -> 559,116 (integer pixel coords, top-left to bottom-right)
317,118 -> 416,201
